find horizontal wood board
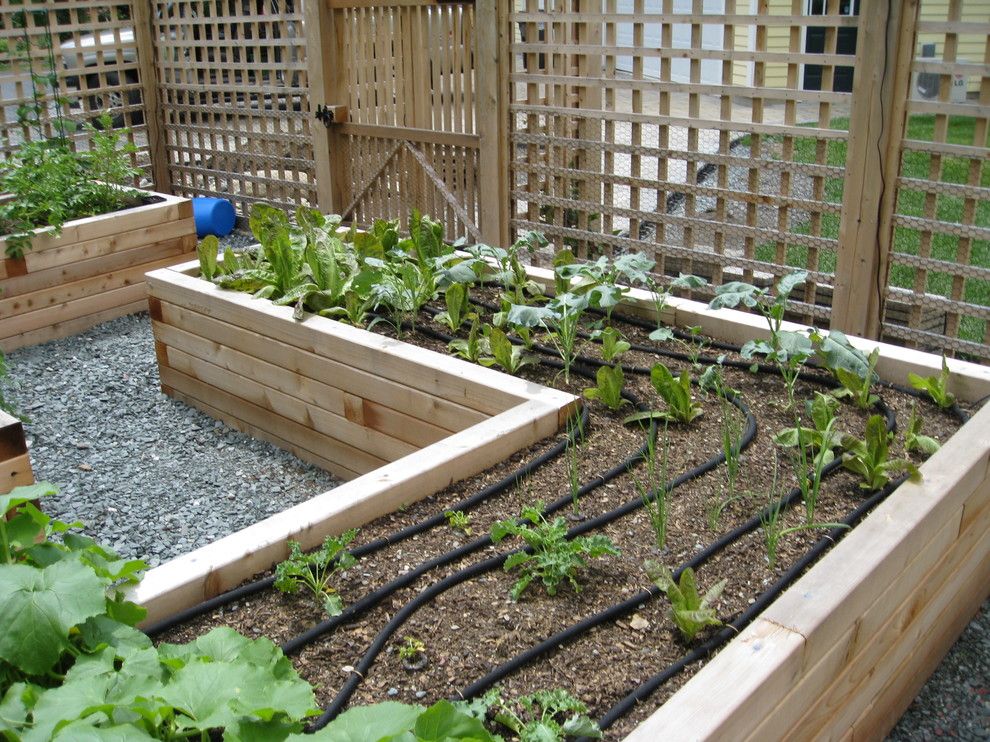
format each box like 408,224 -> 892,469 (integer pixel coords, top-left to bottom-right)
0,410 -> 33,495
0,191 -> 195,351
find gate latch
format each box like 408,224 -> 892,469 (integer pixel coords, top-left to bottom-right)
315,104 -> 348,127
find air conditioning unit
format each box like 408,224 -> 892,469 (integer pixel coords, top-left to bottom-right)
913,43 -> 968,103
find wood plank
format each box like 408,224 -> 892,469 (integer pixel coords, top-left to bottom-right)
0,453 -> 34,495
130,397 -> 567,624
164,387 -> 361,482
152,308 -> 482,433
0,410 -> 28,460
0,285 -> 149,351
0,300 -> 149,353
164,346 -> 419,463
160,365 -> 390,477
337,122 -> 480,148
147,266 -> 570,414
154,319 -> 451,445
0,251 -> 190,320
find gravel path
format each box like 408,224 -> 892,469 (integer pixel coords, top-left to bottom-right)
4,312 -> 338,567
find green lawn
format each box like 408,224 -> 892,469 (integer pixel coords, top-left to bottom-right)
750,115 -> 990,347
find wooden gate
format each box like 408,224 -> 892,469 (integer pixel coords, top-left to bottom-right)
306,0 -> 506,243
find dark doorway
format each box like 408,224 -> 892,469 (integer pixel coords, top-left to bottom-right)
803,0 -> 859,93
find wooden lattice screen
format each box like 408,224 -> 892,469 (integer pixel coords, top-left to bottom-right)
312,0 -> 482,242
150,0 -> 316,216
508,0 -> 857,324
0,0 -> 151,186
881,1 -> 990,361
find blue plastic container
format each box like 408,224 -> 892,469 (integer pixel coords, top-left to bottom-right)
192,197 -> 236,238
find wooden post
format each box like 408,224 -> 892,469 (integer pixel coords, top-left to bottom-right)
304,0 -> 345,213
130,1 -> 170,194
476,0 -> 510,246
831,1 -> 919,339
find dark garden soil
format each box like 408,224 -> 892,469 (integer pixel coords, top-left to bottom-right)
155,304 -> 965,740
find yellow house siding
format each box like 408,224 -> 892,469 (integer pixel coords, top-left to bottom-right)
917,0 -> 988,93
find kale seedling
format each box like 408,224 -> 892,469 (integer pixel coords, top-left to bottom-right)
841,415 -> 921,492
490,503 -> 620,601
624,362 -> 703,425
274,530 -> 358,616
483,687 -> 602,741
908,356 -> 956,409
582,364 -> 630,411
646,562 -> 726,643
813,330 -> 880,410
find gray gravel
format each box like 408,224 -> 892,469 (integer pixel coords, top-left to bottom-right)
5,312 -> 338,567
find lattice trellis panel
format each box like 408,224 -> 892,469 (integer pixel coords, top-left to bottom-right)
0,0 -> 150,185
332,1 -> 480,242
509,0 -> 857,322
151,0 -> 315,216
882,0 -> 990,362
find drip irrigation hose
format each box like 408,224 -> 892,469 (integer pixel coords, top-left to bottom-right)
143,400 -> 591,639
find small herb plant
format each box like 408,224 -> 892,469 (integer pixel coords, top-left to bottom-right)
841,415 -> 921,492
759,475 -> 849,571
631,428 -> 670,550
908,356 -> 956,409
483,687 -> 603,741
646,562 -> 726,643
625,363 -> 703,425
274,529 -> 358,616
582,364 -> 630,411
445,509 -> 473,536
490,503 -> 620,601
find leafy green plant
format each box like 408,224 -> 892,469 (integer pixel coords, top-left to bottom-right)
274,530 -> 358,616
782,395 -> 840,525
0,485 -> 318,739
908,356 -> 956,409
481,325 -> 540,374
490,503 -> 620,601
435,281 -> 471,332
709,271 -> 812,409
595,325 -> 631,362
541,292 -> 590,383
625,363 -> 703,425
814,330 -> 880,410
448,313 -> 490,363
644,273 -> 707,342
773,392 -> 844,454
646,563 -> 726,643
483,687 -> 602,741
905,403 -> 941,455
841,415 -> 921,492
317,699 -> 499,742
445,509 -> 473,536
582,364 -> 629,411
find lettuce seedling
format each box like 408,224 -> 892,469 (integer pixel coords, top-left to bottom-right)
904,403 -> 940,455
435,282 -> 471,333
646,562 -> 726,643
841,415 -> 921,492
624,362 -> 703,425
595,325 -> 631,362
491,504 -> 620,601
582,364 -> 629,411
908,356 -> 956,409
481,325 -> 540,375
274,530 -> 358,616
448,313 -> 490,363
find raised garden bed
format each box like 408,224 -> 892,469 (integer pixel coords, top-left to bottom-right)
131,245 -> 990,739
0,409 -> 32,495
0,190 -> 195,351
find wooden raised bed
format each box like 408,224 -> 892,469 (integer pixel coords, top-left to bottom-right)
136,260 -> 578,623
136,261 -> 990,738
0,409 -> 33,495
0,190 -> 196,351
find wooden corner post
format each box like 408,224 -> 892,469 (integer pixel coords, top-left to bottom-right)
831,1 -> 919,339
304,0 -> 346,214
130,1 -> 170,194
476,0 -> 511,247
